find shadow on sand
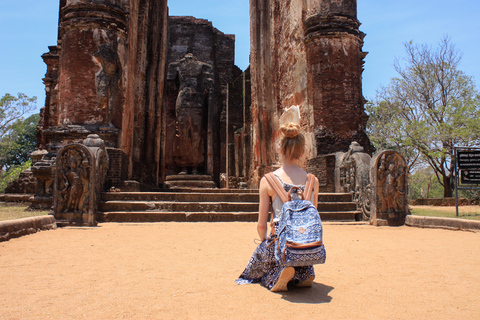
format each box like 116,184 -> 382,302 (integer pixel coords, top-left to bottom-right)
278,282 -> 334,304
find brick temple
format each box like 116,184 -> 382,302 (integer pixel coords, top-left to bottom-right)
18,0 -> 411,227
37,0 -> 372,191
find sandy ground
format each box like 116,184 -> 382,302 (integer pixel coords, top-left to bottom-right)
0,222 -> 479,320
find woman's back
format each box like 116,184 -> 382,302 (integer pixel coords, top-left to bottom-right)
271,173 -> 314,220
272,166 -> 308,186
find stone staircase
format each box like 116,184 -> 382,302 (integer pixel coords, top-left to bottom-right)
97,188 -> 361,222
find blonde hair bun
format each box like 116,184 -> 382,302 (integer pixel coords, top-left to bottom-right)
280,122 -> 301,138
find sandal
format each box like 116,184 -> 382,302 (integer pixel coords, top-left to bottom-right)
271,267 -> 295,292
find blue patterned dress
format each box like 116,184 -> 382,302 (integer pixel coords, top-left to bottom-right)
236,176 -> 315,289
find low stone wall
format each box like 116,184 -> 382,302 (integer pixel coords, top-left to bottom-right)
0,193 -> 33,203
406,215 -> 480,232
0,215 -> 57,242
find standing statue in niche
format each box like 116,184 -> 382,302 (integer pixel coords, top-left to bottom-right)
57,149 -> 90,213
168,53 -> 214,174
93,43 -> 122,125
377,154 -> 406,213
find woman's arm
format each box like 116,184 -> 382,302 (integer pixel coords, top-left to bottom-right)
257,177 -> 272,241
312,176 -> 320,207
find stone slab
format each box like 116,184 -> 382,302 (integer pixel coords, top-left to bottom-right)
165,175 -> 214,181
99,210 -> 360,223
0,215 -> 57,242
165,180 -> 216,188
99,201 -> 259,213
100,211 -> 258,222
101,192 -> 259,202
406,215 -> 480,232
0,194 -> 33,202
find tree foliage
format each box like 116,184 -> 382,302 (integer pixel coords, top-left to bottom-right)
0,93 -> 37,139
0,93 -> 38,170
0,160 -> 32,193
408,166 -> 443,200
0,114 -> 40,169
367,36 -> 480,197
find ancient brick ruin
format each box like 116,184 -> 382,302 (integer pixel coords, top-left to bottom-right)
37,0 -> 371,187
248,0 -> 373,184
25,0 -> 407,225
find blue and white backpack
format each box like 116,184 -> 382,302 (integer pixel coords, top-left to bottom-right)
265,173 -> 326,267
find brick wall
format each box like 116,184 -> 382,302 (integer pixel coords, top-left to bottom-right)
106,148 -> 128,188
307,155 -> 336,193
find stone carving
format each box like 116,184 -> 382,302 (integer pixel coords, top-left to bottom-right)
56,148 -> 91,214
29,149 -> 55,210
54,134 -> 108,226
370,151 -> 408,226
93,43 -> 122,126
378,154 -> 406,213
168,53 -> 214,174
83,133 -> 109,196
338,142 -> 371,220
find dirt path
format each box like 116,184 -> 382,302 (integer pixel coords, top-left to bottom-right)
0,222 -> 479,319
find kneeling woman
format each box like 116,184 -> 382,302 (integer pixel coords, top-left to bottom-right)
236,121 -> 320,292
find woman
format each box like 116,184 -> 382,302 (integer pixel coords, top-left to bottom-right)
236,121 -> 320,292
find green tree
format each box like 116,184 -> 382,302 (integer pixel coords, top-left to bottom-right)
0,93 -> 37,138
0,114 -> 40,169
0,93 -> 38,170
367,36 -> 480,198
365,100 -> 421,172
0,160 -> 32,193
408,166 -> 443,200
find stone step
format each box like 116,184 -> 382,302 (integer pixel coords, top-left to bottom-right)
100,191 -> 353,203
319,211 -> 362,221
317,202 -> 358,212
101,192 -> 259,202
127,188 -> 259,194
99,200 -> 356,213
98,190 -> 359,222
99,211 -> 258,222
165,175 -> 214,181
317,193 -> 353,202
98,211 -> 361,223
165,180 -> 217,188
99,201 -> 259,213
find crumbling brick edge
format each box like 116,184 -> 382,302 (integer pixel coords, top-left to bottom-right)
0,215 -> 57,242
406,215 -> 480,232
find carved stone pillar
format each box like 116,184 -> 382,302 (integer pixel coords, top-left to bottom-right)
40,45 -> 60,149
55,1 -> 127,145
53,134 -> 108,226
370,151 -> 408,226
304,0 -> 373,155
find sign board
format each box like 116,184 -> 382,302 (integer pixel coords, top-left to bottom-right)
454,147 -> 480,217
460,169 -> 480,184
457,150 -> 480,169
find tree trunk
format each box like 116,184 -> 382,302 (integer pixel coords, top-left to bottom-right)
443,175 -> 453,198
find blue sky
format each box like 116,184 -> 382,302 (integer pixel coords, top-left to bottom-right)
1,0 -> 479,113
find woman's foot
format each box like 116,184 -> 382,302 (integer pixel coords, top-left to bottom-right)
295,275 -> 315,287
271,267 -> 295,292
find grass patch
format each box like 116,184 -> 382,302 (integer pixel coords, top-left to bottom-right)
0,205 -> 49,221
410,205 -> 480,221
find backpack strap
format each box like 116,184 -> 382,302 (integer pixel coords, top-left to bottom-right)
303,173 -> 315,201
264,172 -> 289,203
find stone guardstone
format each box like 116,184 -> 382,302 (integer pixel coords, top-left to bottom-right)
165,174 -> 216,189
370,150 -> 408,226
